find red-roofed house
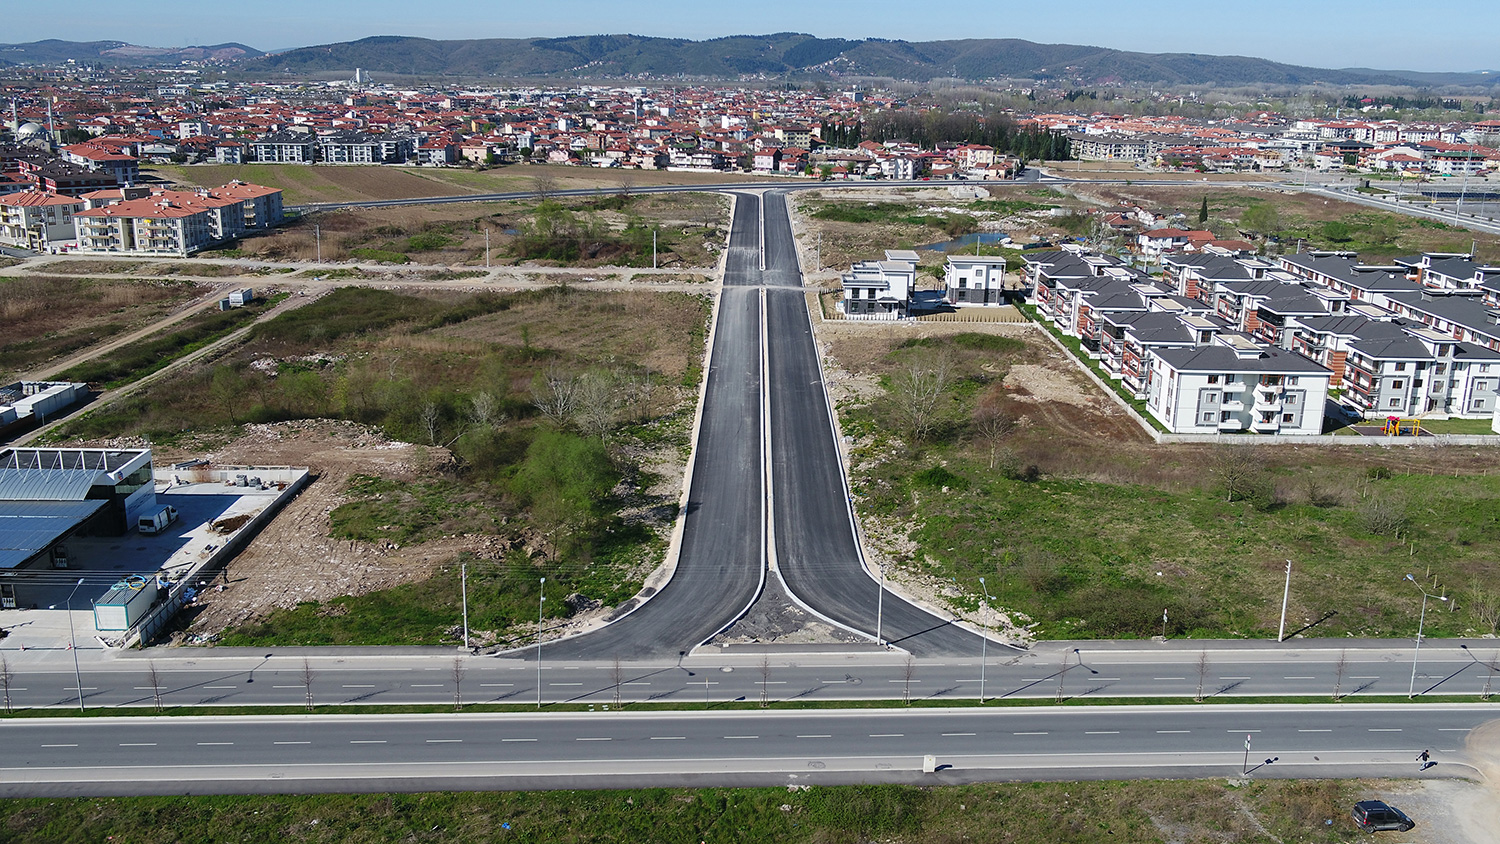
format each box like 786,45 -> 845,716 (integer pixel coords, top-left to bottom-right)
0,190 -> 85,250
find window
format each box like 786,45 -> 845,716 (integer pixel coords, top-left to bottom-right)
1202,412 -> 1215,423
1221,410 -> 1233,421
1394,362 -> 1407,371
1391,380 -> 1404,390
1208,374 -> 1219,384
1388,398 -> 1401,408
1475,399 -> 1487,410
1205,392 -> 1219,404
1287,376 -> 1299,385
1283,413 -> 1295,423
1285,395 -> 1297,405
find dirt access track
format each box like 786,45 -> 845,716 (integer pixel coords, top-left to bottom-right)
138,420 -> 482,639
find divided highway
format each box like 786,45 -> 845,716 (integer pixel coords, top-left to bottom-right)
1,705 -> 1489,796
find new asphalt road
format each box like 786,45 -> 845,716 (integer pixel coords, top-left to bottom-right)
1,704 -> 1491,796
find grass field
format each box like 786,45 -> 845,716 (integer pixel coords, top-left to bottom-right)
830,330 -> 1500,641
0,778 -> 1367,844
0,276 -> 201,381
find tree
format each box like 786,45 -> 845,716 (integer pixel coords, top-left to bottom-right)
452,656 -> 467,711
1198,196 -> 1209,225
147,660 -> 164,713
572,369 -> 622,438
887,351 -> 953,445
531,365 -> 580,427
1239,203 -> 1281,238
419,401 -> 441,446
1467,578 -> 1500,636
971,404 -> 1014,470
531,168 -> 557,200
0,653 -> 12,714
301,658 -> 316,712
1209,444 -> 1265,503
1195,650 -> 1211,702
469,390 -> 503,429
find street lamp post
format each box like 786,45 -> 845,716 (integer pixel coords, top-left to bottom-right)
1405,574 -> 1447,698
536,576 -> 545,709
874,563 -> 885,647
1277,560 -> 1293,642
460,560 -> 469,651
978,577 -> 991,704
65,577 -> 85,712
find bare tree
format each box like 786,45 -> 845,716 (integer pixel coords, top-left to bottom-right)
147,660 -> 165,713
469,390 -> 504,429
420,401 -> 441,446
452,656 -> 467,711
888,351 -> 953,445
1332,649 -> 1348,702
1481,651 -> 1496,701
532,169 -> 558,201
573,369 -> 622,438
0,654 -> 12,714
301,658 -> 316,712
1357,492 -> 1409,536
616,169 -> 636,200
1467,578 -> 1500,636
531,366 -> 580,427
760,655 -> 772,708
903,656 -> 916,707
612,656 -> 625,710
1195,650 -> 1211,703
1210,445 -> 1264,503
971,405 -> 1014,470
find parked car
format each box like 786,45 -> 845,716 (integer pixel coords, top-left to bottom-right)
138,505 -> 180,536
1351,800 -> 1414,832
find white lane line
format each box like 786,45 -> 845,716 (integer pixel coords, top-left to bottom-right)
1014,731 -> 1048,736
342,684 -> 375,688
204,685 -> 237,690
1298,729 -> 1332,733
1085,731 -> 1119,735
942,733 -> 976,737
350,740 -> 386,744
273,685 -> 302,688
1283,676 -> 1315,680
1219,676 -> 1252,680
480,683 -> 514,687
576,737 -> 611,742
501,738 -> 537,742
1095,677 -> 1121,681
1351,676 -> 1381,680
797,734 -> 832,739
1439,728 -> 1472,732
623,682 -> 651,686
274,741 -> 312,745
63,687 -> 97,691
1368,728 -> 1402,732
1156,730 -> 1191,734
886,679 -> 920,683
548,683 -> 583,687
1021,678 -> 1045,682
41,744 -> 77,748
724,736 -> 759,740
757,681 -> 788,685
133,686 -> 160,690
197,742 -> 234,746
869,733 -> 904,738
119,743 -> 157,747
411,684 -> 445,688
651,736 -> 686,741
1153,677 -> 1185,681
1228,730 -> 1262,733
425,739 -> 462,744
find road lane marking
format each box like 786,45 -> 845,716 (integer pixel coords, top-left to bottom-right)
41,744 -> 77,748
119,743 -> 157,747
204,685 -> 237,689
273,685 -> 301,688
1368,728 -> 1402,732
342,684 -> 375,688
1439,728 -> 1472,732
425,739 -> 462,743
197,742 -> 234,746
942,733 -> 976,737
724,736 -> 759,740
576,737 -> 611,742
350,740 -> 386,744
275,741 -> 312,745
501,738 -> 537,742
1283,676 -> 1315,680
548,683 -> 583,686
411,684 -> 445,688
1014,732 -> 1048,736
1219,676 -> 1252,680
757,681 -> 788,685
651,736 -> 686,741
1153,677 -> 1185,681
1156,730 -> 1191,734
869,734 -> 903,738
480,683 -> 514,687
623,682 -> 651,686
1298,729 -> 1332,733
1085,731 -> 1119,735
1228,730 -> 1262,733
797,734 -> 832,739
1351,676 -> 1381,680
886,679 -> 920,683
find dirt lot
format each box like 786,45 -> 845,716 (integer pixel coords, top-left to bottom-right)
151,163 -> 779,206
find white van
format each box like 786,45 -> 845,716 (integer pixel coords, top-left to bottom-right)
138,505 -> 179,536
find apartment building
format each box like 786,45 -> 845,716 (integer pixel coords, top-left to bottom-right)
943,255 -> 1009,305
1343,328 -> 1500,418
0,190 -> 83,250
1146,337 -> 1332,435
73,182 -> 283,256
840,250 -> 918,319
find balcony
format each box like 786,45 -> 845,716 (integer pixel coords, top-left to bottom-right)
1217,417 -> 1246,432
1220,399 -> 1246,412
1250,416 -> 1280,432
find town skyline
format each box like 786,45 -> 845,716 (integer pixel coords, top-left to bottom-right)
8,0 -> 1500,75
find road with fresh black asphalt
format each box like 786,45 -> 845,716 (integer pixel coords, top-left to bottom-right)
540,194 -> 767,660
0,704 -> 1490,796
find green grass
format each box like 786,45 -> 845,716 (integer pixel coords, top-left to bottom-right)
0,778 -> 1367,844
1407,418 -> 1496,435
56,296 -> 281,388
0,320 -> 124,375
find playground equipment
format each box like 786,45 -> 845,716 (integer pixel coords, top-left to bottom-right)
1380,416 -> 1416,434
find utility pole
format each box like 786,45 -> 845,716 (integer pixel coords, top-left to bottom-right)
1277,560 -> 1293,642
536,577 -> 545,709
978,577 -> 991,704
652,228 -> 657,269
874,563 -> 885,647
484,227 -> 490,269
315,223 -> 321,265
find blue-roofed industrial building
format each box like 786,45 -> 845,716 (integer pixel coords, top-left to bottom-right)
0,447 -> 155,609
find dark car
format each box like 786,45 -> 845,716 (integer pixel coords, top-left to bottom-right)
1352,800 -> 1415,832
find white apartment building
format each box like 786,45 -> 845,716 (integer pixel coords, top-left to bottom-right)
1146,336 -> 1332,435
943,255 -> 1009,305
1343,328 -> 1500,418
841,249 -> 918,319
0,190 -> 83,250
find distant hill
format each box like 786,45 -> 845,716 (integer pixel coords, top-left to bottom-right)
240,33 -> 1500,89
0,39 -> 261,66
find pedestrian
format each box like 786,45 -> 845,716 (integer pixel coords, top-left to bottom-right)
1417,749 -> 1429,763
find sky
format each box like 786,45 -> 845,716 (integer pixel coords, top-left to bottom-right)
10,0 -> 1499,74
